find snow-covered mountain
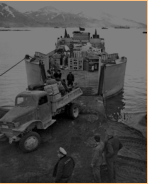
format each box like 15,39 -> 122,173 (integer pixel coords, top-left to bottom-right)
0,3 -> 146,28
0,3 -> 41,27
94,11 -> 146,28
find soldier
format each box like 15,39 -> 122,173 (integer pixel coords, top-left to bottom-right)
54,70 -> 62,81
67,72 -> 74,87
91,134 -> 105,182
53,147 -> 75,183
61,79 -> 69,92
104,130 -> 123,182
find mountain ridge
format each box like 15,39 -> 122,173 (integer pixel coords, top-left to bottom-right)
0,3 -> 146,28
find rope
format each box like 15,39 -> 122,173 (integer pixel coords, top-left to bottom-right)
0,58 -> 25,77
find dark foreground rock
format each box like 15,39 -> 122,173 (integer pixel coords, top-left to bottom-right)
0,96 -> 147,183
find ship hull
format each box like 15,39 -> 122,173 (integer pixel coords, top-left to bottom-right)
24,28 -> 127,98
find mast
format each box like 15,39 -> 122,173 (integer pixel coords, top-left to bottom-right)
64,29 -> 68,38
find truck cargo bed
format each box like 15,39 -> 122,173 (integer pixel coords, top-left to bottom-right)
51,88 -> 83,112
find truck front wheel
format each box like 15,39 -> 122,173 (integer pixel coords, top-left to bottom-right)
69,103 -> 79,119
19,132 -> 41,153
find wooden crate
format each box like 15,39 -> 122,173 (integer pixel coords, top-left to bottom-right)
68,58 -> 83,70
44,84 -> 59,95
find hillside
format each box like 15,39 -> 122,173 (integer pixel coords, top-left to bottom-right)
0,3 -> 146,28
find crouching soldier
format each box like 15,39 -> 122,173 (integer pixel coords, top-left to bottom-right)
53,147 -> 75,183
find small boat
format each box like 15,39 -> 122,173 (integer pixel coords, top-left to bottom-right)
79,27 -> 85,31
24,29 -> 127,98
102,27 -> 108,29
114,26 -> 130,29
143,31 -> 147,34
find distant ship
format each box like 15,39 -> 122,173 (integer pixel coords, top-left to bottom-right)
25,29 -> 127,98
102,27 -> 108,29
79,27 -> 85,31
143,31 -> 147,34
114,26 -> 130,29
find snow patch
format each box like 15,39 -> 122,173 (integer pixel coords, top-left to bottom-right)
47,9 -> 58,13
78,12 -> 91,20
3,5 -> 15,17
51,13 -> 60,19
25,11 -> 33,14
39,6 -> 59,14
62,14 -> 65,21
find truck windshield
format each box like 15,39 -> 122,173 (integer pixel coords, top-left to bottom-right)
16,96 -> 36,106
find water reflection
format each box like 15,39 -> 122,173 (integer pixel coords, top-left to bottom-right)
106,91 -> 147,138
106,91 -> 125,121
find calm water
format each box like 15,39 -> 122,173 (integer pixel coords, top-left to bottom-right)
0,28 -> 147,131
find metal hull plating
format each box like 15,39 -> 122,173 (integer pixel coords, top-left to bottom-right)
25,60 -> 43,86
25,57 -> 127,97
99,60 -> 127,98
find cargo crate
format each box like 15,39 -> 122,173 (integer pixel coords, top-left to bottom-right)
44,84 -> 59,95
68,58 -> 83,70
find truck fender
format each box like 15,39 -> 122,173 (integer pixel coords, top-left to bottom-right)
14,120 -> 43,132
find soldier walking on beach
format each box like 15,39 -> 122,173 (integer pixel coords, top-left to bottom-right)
53,147 -> 75,183
91,134 -> 105,182
104,130 -> 123,183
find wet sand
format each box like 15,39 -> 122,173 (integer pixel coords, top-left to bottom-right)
0,95 -> 147,183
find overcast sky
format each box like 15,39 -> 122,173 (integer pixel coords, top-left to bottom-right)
2,1 -> 147,24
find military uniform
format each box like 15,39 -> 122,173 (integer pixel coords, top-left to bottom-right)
53,155 -> 75,183
67,73 -> 74,87
91,141 -> 104,182
105,136 -> 123,182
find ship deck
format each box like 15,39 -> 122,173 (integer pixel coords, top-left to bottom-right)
61,59 -> 127,95
61,70 -> 99,95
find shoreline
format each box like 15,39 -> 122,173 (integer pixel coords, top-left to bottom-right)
0,95 -> 146,182
0,26 -> 146,30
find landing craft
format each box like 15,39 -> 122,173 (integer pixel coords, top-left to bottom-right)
24,29 -> 127,98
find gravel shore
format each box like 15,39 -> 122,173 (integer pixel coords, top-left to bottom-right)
0,95 -> 147,182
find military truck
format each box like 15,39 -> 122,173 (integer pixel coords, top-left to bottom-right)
0,84 -> 82,153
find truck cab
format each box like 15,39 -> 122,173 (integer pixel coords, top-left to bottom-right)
0,90 -> 55,152
0,86 -> 82,153
15,91 -> 53,127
